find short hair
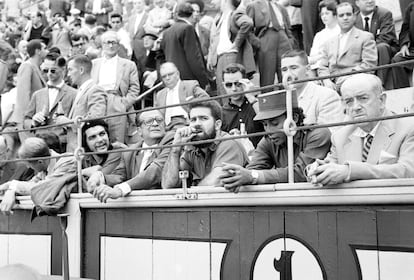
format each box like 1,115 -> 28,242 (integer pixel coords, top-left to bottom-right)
187,0 -> 204,12
337,2 -> 356,13
44,52 -> 67,68
101,30 -> 120,43
81,119 -> 109,152
85,14 -> 97,25
26,39 -> 43,57
68,54 -> 92,74
319,0 -> 338,15
281,49 -> 309,65
71,18 -> 82,27
160,61 -> 179,73
110,13 -> 123,22
48,46 -> 61,55
177,2 -> 194,18
71,33 -> 89,42
0,41 -> 14,61
36,132 -> 62,153
136,108 -> 164,127
222,63 -> 246,79
189,99 -> 223,121
231,0 -> 241,8
18,137 -> 50,159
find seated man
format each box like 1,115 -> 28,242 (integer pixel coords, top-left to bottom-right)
0,137 -> 76,215
155,62 -> 209,130
162,99 -> 249,188
281,49 -> 344,131
219,90 -> 332,193
221,63 -> 263,147
318,2 -> 377,90
81,119 -> 126,191
308,74 -> 414,185
92,109 -> 175,202
354,0 -> 399,89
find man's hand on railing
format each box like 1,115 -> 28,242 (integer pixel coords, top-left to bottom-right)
93,184 -> 122,203
307,159 -> 350,186
219,163 -> 254,193
0,189 -> 15,215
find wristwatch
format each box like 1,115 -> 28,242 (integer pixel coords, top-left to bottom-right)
251,170 -> 259,185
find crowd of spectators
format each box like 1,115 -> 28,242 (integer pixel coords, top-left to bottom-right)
0,0 -> 413,213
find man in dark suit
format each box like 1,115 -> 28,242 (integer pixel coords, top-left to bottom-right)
85,0 -> 113,25
91,109 -> 174,202
155,62 -> 209,130
355,0 -> 399,89
247,0 -> 294,87
128,0 -> 149,69
391,1 -> 414,89
160,2 -> 209,88
24,53 -> 76,148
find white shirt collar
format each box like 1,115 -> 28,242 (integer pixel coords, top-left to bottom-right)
47,80 -> 65,88
361,12 -> 374,23
353,119 -> 381,138
168,80 -> 181,93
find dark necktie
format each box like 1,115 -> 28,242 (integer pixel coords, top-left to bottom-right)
362,134 -> 373,162
364,17 -> 370,32
268,1 -> 281,31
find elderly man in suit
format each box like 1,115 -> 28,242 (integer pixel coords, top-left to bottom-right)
155,62 -> 209,130
354,0 -> 399,89
91,31 -> 140,144
247,0 -> 294,87
308,74 -> 414,186
57,54 -> 107,152
318,2 -> 378,90
10,39 -> 48,141
161,2 -> 210,89
85,0 -> 113,25
91,109 -> 175,202
24,53 -> 76,149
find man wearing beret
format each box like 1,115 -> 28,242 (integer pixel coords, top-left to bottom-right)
219,90 -> 332,193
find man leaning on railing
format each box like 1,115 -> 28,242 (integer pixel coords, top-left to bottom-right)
308,73 -> 414,185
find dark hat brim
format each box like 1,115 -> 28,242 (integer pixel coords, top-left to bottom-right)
253,109 -> 286,121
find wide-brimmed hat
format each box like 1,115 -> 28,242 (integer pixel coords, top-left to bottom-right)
142,31 -> 158,40
253,90 -> 298,121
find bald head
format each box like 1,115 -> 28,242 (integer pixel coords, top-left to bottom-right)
341,74 -> 383,97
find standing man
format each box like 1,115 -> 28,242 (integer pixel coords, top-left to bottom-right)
161,2 -> 210,88
281,49 -> 344,130
128,0 -> 149,67
10,39 -> 47,141
24,53 -> 76,148
110,13 -> 132,58
208,0 -> 255,96
318,2 -> 377,90
155,62 -> 209,129
85,0 -> 113,25
144,0 -> 173,36
162,99 -> 248,188
247,0 -> 294,87
355,0 -> 399,89
308,74 -> 414,185
57,54 -> 107,152
91,31 -> 140,144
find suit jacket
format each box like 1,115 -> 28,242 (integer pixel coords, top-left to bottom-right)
355,6 -> 399,54
11,60 -> 47,124
128,12 -> 148,41
66,81 -> 107,151
318,27 -> 378,79
326,110 -> 414,180
155,80 -> 209,116
85,0 -> 113,24
208,7 -> 256,74
161,19 -> 209,88
49,0 -> 70,16
197,24 -> 210,58
23,84 -> 76,129
104,131 -> 175,189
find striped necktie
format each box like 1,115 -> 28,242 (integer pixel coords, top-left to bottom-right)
362,134 -> 373,162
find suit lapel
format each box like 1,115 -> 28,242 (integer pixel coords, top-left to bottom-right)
91,60 -> 101,83
344,133 -> 363,162
371,10 -> 379,36
178,82 -> 186,104
49,85 -> 66,114
367,121 -> 394,164
32,62 -> 47,86
115,58 -> 122,89
69,82 -> 93,118
340,28 -> 358,58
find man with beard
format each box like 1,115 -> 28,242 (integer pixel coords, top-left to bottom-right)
218,90 -> 331,193
162,99 -> 248,188
91,109 -> 175,202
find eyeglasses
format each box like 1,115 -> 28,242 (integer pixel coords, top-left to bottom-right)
161,72 -> 177,79
142,117 -> 164,126
223,81 -> 243,88
42,68 -> 58,74
103,40 -> 119,46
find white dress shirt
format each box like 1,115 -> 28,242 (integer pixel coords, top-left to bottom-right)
47,81 -> 64,111
134,11 -> 145,35
164,81 -> 189,125
338,28 -> 353,55
217,12 -> 237,55
98,55 -> 118,91
360,12 -> 374,31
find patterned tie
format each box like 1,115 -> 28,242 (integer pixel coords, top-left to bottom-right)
364,17 -> 370,32
362,134 -> 373,162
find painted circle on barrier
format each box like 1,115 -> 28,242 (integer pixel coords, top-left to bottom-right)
251,236 -> 326,280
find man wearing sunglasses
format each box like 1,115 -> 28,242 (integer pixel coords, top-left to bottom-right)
221,63 -> 263,147
91,109 -> 175,202
23,53 -> 76,148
